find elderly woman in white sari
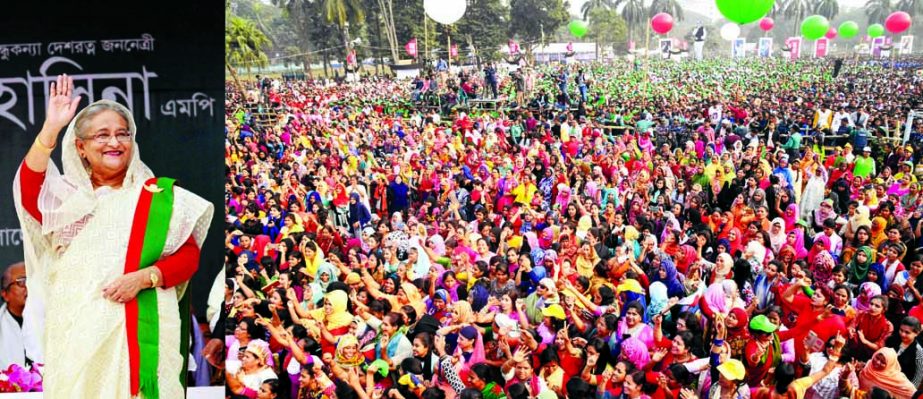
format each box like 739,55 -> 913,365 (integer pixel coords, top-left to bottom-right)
13,75 -> 213,398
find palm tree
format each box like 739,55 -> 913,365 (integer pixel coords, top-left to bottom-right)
783,0 -> 813,34
612,0 -> 646,43
226,16 -> 270,92
323,0 -> 366,28
813,0 -> 839,20
867,0 -> 895,23
648,0 -> 684,20
581,0 -> 614,20
898,0 -> 923,16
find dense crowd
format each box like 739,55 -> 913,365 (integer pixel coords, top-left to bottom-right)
223,57 -> 923,399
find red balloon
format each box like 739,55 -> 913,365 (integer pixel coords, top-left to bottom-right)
885,11 -> 912,34
759,17 -> 774,32
651,13 -> 674,35
825,27 -> 837,39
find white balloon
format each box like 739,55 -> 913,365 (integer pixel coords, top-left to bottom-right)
424,0 -> 467,25
720,23 -> 741,41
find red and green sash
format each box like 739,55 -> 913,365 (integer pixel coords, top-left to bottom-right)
124,177 -> 190,399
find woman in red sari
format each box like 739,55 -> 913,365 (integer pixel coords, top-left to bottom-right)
778,279 -> 846,360
848,294 -> 894,362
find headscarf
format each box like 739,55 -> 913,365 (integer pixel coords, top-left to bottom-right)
334,334 -> 365,369
726,307 -> 750,340
620,336 -> 651,370
768,218 -> 787,253
401,282 -> 426,317
310,262 -> 339,303
13,100 -> 213,312
850,206 -> 873,231
871,217 -> 888,248
646,282 -> 669,321
848,246 -> 875,284
311,290 -> 353,330
653,255 -> 685,298
703,282 -> 728,316
451,301 -> 475,325
859,347 -> 918,399
855,282 -> 883,311
454,325 -> 486,382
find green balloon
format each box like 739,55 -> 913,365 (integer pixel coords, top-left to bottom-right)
716,0 -> 774,25
801,15 -> 830,40
838,21 -> 859,39
569,20 -> 588,38
868,23 -> 885,38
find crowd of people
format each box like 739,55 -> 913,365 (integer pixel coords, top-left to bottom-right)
223,56 -> 923,399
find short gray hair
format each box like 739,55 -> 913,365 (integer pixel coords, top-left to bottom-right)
73,101 -> 132,139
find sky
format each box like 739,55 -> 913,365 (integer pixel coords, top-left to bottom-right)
568,0 -> 868,21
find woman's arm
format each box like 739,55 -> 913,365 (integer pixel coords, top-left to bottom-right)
25,75 -> 80,174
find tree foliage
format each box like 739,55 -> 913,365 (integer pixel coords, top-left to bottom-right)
509,0 -> 569,47
586,7 -> 628,55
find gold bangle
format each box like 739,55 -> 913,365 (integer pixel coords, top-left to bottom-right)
34,136 -> 56,153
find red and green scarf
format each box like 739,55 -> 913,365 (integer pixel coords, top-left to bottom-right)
124,177 -> 191,399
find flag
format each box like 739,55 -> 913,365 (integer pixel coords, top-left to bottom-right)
450,43 -> 458,58
346,50 -> 357,66
405,38 -> 417,57
566,42 -> 574,52
508,39 -> 520,55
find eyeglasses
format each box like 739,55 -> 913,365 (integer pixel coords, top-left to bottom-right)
3,277 -> 25,290
84,131 -> 132,144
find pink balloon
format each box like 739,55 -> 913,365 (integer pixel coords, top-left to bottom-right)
825,27 -> 837,39
651,12 -> 674,35
885,11 -> 912,34
759,17 -> 774,32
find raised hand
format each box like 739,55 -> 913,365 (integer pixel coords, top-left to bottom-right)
652,347 -> 669,362
45,74 -> 82,132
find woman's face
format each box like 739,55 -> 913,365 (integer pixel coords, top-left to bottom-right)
869,270 -> 880,282
613,362 -> 628,383
257,382 -> 277,399
234,321 -> 251,340
811,290 -> 827,307
76,109 -> 133,180
412,337 -> 429,357
624,374 -> 641,397
457,334 -> 473,350
625,308 -> 641,327
857,250 -> 869,264
872,352 -> 888,370
383,278 -> 396,293
870,298 -> 885,316
834,288 -> 850,307
323,299 -> 335,315
241,351 -> 260,370
671,335 -> 688,356
514,360 -> 534,381
500,295 -> 513,311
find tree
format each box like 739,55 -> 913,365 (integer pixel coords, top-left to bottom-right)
866,0 -> 895,24
648,0 -> 684,20
612,0 -> 647,44
226,16 -> 270,92
586,7 -> 629,56
581,0 -> 614,20
455,0 -> 510,62
783,0 -> 813,34
324,0 -> 366,28
813,0 -> 839,20
898,0 -> 923,16
509,0 -> 569,60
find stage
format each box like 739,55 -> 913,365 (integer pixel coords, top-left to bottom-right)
0,386 -> 223,398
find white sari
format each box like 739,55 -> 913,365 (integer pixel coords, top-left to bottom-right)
13,100 -> 213,398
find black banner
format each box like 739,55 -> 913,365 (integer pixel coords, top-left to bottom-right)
0,1 -> 225,320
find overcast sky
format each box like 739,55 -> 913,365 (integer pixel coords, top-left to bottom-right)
568,0 -> 867,21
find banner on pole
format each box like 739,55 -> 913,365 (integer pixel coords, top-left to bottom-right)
732,38 -> 746,58
758,37 -> 773,58
786,37 -> 803,60
508,40 -> 520,55
405,38 -> 418,57
901,35 -> 914,55
814,38 -> 829,58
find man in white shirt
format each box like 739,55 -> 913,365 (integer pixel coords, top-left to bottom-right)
831,106 -> 853,134
0,262 -> 28,368
820,219 -> 844,257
